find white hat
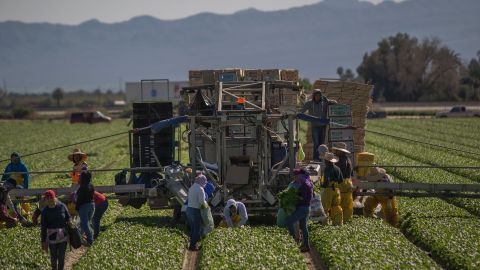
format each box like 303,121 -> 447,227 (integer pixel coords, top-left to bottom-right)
317,144 -> 329,156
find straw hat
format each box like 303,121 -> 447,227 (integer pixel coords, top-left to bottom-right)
332,142 -> 351,154
320,152 -> 338,163
366,167 -> 387,181
68,148 -> 87,162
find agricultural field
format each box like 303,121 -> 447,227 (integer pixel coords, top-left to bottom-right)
365,118 -> 480,269
74,206 -> 185,270
1,118 -> 480,269
200,226 -> 306,270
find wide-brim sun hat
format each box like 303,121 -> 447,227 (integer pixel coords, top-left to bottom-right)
68,148 -> 87,162
366,167 -> 387,181
332,142 -> 351,154
320,152 -> 339,163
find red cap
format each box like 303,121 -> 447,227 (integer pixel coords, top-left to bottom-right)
44,189 -> 56,199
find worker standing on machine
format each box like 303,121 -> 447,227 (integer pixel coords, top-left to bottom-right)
332,143 -> 354,223
68,149 -> 88,187
320,151 -> 343,226
363,167 -> 399,227
219,199 -> 248,228
300,89 -> 337,160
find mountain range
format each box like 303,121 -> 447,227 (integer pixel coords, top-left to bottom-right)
0,0 -> 479,92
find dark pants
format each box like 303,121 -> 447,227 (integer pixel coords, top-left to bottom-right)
286,206 -> 310,248
49,241 -> 67,270
93,200 -> 108,240
312,126 -> 326,160
186,207 -> 202,250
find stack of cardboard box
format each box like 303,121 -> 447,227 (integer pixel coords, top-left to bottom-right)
313,80 -> 372,154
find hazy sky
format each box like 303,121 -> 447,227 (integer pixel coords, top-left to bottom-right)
0,0 -> 402,24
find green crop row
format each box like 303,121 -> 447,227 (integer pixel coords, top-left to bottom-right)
0,226 -> 50,270
399,197 -> 480,270
366,132 -> 480,182
309,217 -> 440,269
0,120 -> 130,188
366,143 -> 480,216
368,118 -> 480,143
371,118 -> 480,140
200,226 -> 306,270
367,119 -> 479,151
73,206 -> 185,270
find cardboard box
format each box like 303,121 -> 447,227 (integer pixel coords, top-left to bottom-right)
244,69 -> 263,81
188,70 -> 216,85
217,69 -> 243,82
280,69 -> 299,82
281,91 -> 299,106
262,69 -> 281,81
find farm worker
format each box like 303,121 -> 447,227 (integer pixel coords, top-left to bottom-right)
2,152 -> 30,223
92,191 -> 108,240
286,168 -> 313,252
68,148 -> 88,187
2,152 -> 30,189
75,171 -> 95,246
32,196 -> 50,225
363,167 -> 399,227
186,174 -> 208,251
41,189 -> 72,270
219,199 -> 248,228
332,142 -> 354,223
320,152 -> 344,226
300,89 -> 337,160
0,183 -> 18,226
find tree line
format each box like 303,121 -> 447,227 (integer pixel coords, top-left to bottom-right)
337,33 -> 480,102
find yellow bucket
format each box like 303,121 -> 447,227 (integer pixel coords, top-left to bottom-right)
356,152 -> 375,177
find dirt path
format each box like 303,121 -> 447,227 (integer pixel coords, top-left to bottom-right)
302,246 -> 327,270
182,249 -> 201,270
64,246 -> 88,270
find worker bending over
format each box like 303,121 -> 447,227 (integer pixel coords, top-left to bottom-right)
219,199 -> 248,228
68,149 -> 88,187
320,151 -> 344,226
363,167 -> 399,227
286,168 -> 313,252
332,143 -> 354,223
0,183 -> 18,226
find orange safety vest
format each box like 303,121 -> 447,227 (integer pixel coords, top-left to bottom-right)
71,162 -> 88,184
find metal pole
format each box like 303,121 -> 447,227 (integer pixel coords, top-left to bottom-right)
190,117 -> 197,181
288,115 -> 295,173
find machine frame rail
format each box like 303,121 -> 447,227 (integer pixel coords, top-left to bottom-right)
354,181 -> 480,198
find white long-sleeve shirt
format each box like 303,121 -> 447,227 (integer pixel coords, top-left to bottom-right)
223,200 -> 248,227
187,183 -> 206,209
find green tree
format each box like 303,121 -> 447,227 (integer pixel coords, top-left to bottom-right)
357,33 -> 462,101
467,50 -> 480,100
336,66 -> 356,81
300,78 -> 313,93
52,87 -> 64,107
